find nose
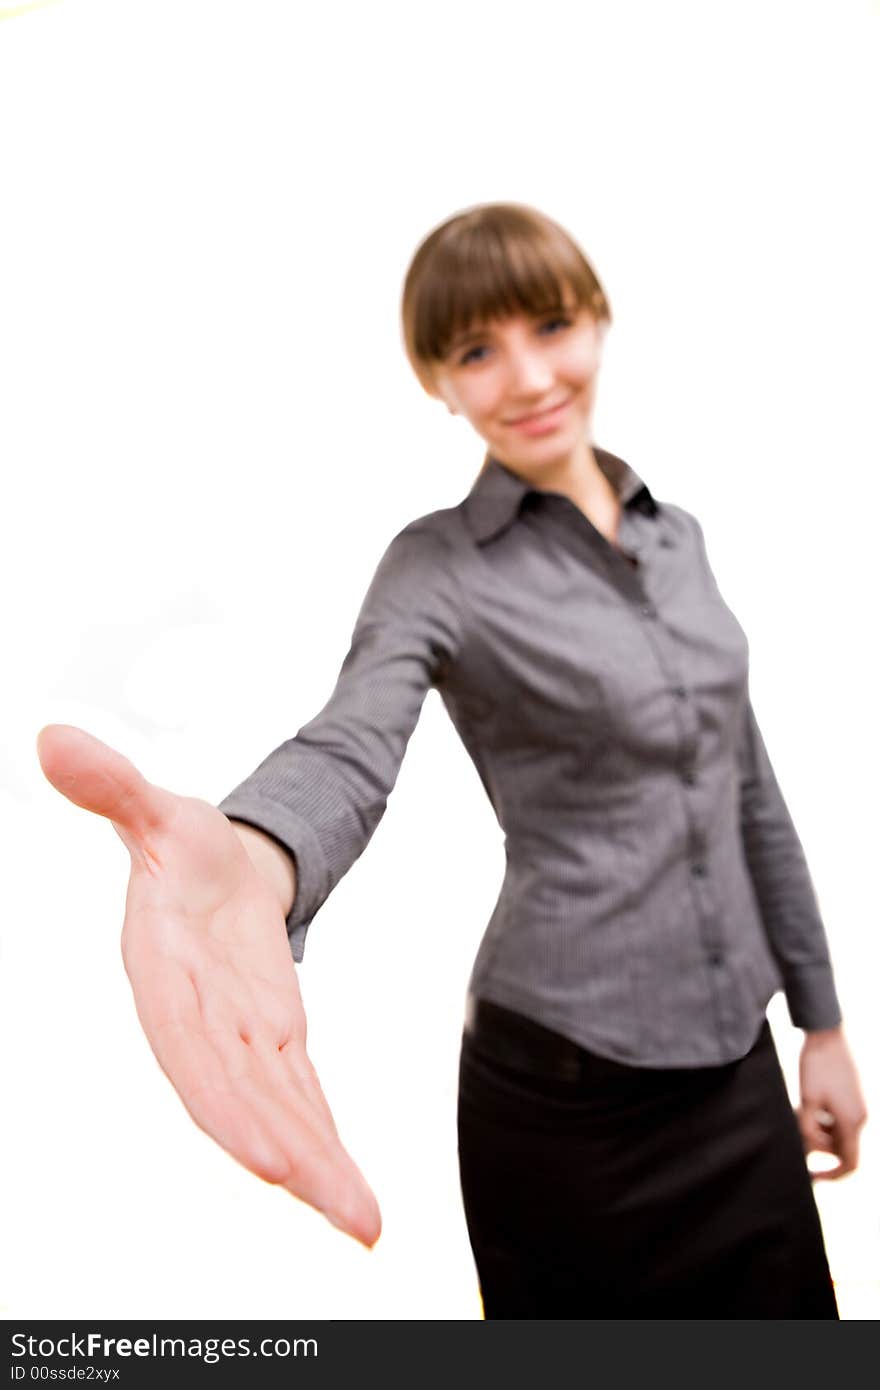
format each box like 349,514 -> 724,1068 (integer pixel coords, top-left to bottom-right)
504,345 -> 554,397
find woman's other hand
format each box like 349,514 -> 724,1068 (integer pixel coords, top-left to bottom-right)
36,724 -> 381,1247
797,1025 -> 868,1181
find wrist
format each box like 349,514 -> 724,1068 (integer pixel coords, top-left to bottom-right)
229,820 -> 297,918
802,1023 -> 845,1050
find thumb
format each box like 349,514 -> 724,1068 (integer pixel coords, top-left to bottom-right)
36,724 -> 176,847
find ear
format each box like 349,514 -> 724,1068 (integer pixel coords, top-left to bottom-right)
422,368 -> 458,415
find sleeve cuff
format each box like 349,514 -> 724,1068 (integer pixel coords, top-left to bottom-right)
783,961 -> 843,1032
217,793 -> 330,961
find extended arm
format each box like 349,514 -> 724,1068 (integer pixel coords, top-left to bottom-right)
37,724 -> 380,1244
218,522 -> 463,959
36,523 -> 463,1237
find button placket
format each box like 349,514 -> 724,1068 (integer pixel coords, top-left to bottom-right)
630,580 -> 717,1002
614,523 -> 736,1054
689,865 -> 728,1022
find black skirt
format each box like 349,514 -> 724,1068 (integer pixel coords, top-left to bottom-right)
457,1001 -> 838,1319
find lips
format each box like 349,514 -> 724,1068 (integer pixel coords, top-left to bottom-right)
505,397 -> 572,432
506,399 -> 567,425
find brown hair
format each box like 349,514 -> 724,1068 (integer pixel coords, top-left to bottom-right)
401,202 -> 611,397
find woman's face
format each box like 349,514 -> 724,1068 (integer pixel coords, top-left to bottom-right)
427,298 -> 606,479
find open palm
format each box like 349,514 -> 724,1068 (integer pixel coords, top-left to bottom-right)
37,724 -> 381,1247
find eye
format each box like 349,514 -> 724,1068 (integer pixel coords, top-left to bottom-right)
459,342 -> 490,366
538,314 -> 573,335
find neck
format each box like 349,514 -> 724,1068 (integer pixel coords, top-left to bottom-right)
505,438 -> 615,512
500,438 -> 623,546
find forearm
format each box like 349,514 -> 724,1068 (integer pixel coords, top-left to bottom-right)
737,698 -> 842,1030
743,828 -> 841,1029
229,820 -> 297,918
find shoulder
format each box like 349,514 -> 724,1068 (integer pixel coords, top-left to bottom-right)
391,502 -> 470,552
358,505 -> 466,628
649,498 -> 712,567
655,498 -> 704,541
372,500 -> 471,581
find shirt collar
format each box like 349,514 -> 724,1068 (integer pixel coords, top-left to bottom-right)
462,447 -> 658,545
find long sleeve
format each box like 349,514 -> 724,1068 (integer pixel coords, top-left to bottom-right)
218,522 -> 464,960
736,692 -> 842,1031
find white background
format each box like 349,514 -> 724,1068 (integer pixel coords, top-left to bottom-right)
1,0 -> 878,1321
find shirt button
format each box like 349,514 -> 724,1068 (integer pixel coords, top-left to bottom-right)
640,603 -> 656,619
691,861 -> 707,878
681,768 -> 697,786
660,537 -> 674,549
708,950 -> 724,967
674,685 -> 687,700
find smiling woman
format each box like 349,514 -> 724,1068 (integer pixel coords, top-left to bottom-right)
38,201 -> 866,1320
401,204 -> 620,541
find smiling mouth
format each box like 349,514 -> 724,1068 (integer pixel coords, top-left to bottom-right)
505,398 -> 571,426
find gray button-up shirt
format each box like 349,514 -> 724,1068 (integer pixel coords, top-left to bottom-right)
219,449 -> 842,1066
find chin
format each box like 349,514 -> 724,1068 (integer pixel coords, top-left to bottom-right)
510,435 -> 580,472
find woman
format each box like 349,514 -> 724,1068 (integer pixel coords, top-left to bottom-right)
38,203 -> 866,1318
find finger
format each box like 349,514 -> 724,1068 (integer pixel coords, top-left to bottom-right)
225,1029 -> 377,1238
804,1122 -> 836,1152
37,724 -> 175,849
199,1014 -> 332,1146
274,1039 -> 340,1138
182,960 -> 336,1137
132,956 -> 380,1244
797,1105 -> 836,1155
800,1092 -> 863,1178
147,1001 -> 348,1211
204,966 -> 340,1139
155,1018 -> 294,1180
212,1022 -> 380,1244
293,1142 -> 383,1249
811,1159 -> 846,1182
191,1037 -> 381,1245
835,1122 -> 861,1177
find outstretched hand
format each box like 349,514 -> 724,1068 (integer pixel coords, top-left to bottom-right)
797,1025 -> 867,1182
37,724 -> 381,1247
